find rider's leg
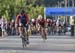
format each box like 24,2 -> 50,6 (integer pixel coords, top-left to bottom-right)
41,26 -> 43,38
27,30 -> 29,44
24,27 -> 29,44
44,27 -> 47,39
19,27 -> 22,36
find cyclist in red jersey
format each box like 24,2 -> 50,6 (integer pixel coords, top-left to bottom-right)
37,15 -> 47,40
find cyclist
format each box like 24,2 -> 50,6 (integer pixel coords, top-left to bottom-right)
31,18 -> 37,34
37,15 -> 47,40
11,19 -> 15,35
46,19 -> 51,35
15,9 -> 30,46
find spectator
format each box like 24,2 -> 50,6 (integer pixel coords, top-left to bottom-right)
0,16 -> 2,36
1,17 -> 7,37
11,19 -> 15,35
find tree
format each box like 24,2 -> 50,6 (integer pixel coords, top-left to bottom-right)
0,0 -> 44,20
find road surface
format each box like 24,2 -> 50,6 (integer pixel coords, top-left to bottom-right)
0,35 -> 75,53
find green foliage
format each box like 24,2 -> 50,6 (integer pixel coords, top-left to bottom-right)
0,0 -> 73,21
0,0 -> 44,21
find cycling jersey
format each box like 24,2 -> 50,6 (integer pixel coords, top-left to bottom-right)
19,15 -> 27,25
39,18 -> 46,27
47,20 -> 51,26
16,14 -> 29,27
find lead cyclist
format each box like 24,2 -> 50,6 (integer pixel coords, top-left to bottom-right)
15,9 -> 30,47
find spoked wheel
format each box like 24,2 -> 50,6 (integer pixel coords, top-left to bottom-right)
24,41 -> 27,47
22,38 -> 27,48
42,33 -> 47,42
22,44 -> 24,48
41,28 -> 47,42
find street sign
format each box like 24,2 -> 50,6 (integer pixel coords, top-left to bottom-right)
45,8 -> 75,16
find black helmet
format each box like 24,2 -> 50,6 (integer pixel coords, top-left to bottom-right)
20,9 -> 25,15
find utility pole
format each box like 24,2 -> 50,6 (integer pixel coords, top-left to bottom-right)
67,0 -> 69,7
57,1 -> 60,20
64,0 -> 67,7
64,0 -> 67,24
58,1 -> 60,7
72,0 -> 74,7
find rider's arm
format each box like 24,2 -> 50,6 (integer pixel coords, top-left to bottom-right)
26,14 -> 30,25
15,15 -> 19,27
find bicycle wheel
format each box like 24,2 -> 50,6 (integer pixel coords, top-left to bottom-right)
21,27 -> 27,48
42,30 -> 47,42
22,38 -> 27,48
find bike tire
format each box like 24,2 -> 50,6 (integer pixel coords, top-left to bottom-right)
22,38 -> 27,48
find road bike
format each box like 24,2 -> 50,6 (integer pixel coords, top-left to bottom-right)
20,25 -> 29,48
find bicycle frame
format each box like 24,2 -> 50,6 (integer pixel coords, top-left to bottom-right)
20,26 -> 28,48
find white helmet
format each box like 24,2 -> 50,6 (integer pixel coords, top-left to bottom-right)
31,19 -> 35,22
38,15 -> 43,19
47,19 -> 49,22
11,19 -> 14,22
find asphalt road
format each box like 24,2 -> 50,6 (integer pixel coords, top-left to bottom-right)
0,35 -> 75,53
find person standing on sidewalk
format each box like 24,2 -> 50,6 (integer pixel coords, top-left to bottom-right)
0,16 -> 2,36
1,17 -> 7,37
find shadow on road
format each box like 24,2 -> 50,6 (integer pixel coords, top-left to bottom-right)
0,46 -> 75,52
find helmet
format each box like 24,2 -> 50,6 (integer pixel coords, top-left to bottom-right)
20,9 -> 25,15
11,19 -> 14,22
31,19 -> 35,22
38,15 -> 43,19
47,19 -> 50,22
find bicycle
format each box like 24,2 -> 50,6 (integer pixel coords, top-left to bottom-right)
20,25 -> 29,48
